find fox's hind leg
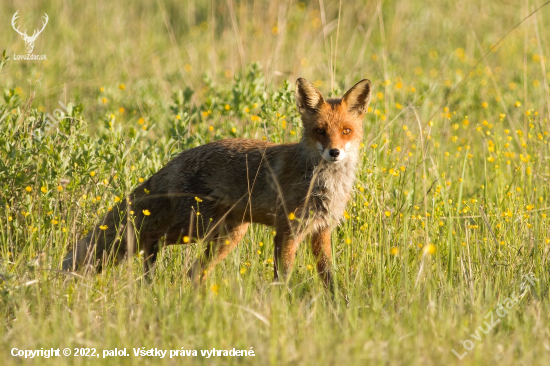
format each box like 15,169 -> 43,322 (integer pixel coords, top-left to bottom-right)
187,221 -> 249,284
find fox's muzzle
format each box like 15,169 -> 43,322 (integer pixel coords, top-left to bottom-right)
319,142 -> 352,163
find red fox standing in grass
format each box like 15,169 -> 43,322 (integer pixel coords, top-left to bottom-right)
62,78 -> 372,288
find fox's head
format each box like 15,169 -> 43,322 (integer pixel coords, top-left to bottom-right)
295,78 -> 371,163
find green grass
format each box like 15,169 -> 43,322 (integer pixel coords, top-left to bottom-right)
1,0 -> 550,364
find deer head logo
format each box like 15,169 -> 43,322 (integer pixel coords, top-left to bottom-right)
11,11 -> 49,54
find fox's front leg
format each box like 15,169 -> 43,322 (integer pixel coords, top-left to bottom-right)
311,227 -> 333,290
273,225 -> 305,283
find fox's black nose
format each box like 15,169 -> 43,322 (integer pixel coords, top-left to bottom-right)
329,149 -> 340,158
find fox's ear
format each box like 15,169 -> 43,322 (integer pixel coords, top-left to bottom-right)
342,79 -> 371,118
295,78 -> 325,114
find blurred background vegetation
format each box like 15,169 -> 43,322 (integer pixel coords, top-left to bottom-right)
3,0 -> 550,123
1,1 -> 550,365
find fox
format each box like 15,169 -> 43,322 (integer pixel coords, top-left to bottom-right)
62,77 -> 372,288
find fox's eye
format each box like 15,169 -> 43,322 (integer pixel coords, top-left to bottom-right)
316,128 -> 326,135
342,128 -> 351,135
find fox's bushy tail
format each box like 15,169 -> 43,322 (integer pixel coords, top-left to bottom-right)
62,203 -> 129,272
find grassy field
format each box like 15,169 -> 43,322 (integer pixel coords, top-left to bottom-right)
1,0 -> 550,364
